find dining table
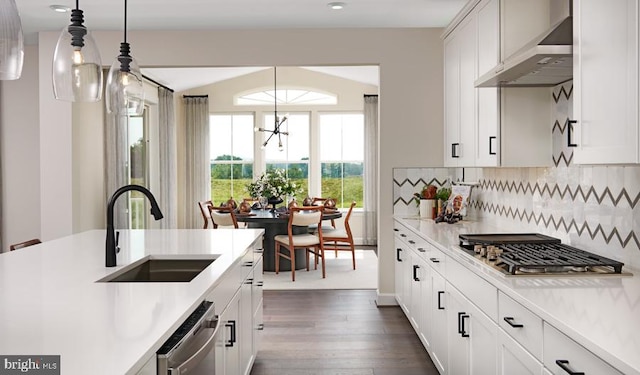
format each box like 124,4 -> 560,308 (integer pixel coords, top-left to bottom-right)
235,208 -> 342,272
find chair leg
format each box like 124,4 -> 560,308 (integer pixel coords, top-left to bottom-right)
351,244 -> 356,270
291,247 -> 296,282
306,248 -> 311,271
319,246 -> 326,278
275,242 -> 280,275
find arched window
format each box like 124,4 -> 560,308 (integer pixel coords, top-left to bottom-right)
236,89 -> 337,105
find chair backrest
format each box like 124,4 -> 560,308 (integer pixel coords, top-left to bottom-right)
208,206 -> 239,229
198,200 -> 213,229
10,238 -> 42,251
343,201 -> 357,237
289,206 -> 323,227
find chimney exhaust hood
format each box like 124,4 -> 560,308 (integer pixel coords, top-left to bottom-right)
475,16 -> 573,88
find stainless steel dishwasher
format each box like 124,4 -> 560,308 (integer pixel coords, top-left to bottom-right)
157,300 -> 219,374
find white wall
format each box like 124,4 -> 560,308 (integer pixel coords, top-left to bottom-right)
22,28 -> 444,304
0,45 -> 41,251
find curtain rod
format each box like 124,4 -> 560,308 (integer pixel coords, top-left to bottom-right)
141,74 -> 174,93
364,94 -> 378,98
183,95 -> 209,98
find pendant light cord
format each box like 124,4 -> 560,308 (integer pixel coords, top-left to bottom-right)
274,66 -> 278,122
75,0 -> 79,10
124,0 -> 128,44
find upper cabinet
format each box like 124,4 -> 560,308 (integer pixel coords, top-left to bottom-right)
443,0 -> 553,168
572,0 -> 639,164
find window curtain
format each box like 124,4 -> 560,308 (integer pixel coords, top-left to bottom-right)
183,95 -> 210,229
363,94 -> 378,245
158,87 -> 178,229
104,110 -> 129,229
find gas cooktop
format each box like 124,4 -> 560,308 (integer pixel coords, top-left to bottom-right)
458,233 -> 627,276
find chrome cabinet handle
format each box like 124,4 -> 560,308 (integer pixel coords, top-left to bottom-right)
503,316 -> 523,328
555,359 -> 585,375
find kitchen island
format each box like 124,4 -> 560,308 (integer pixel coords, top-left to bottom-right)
394,216 -> 640,375
0,229 -> 264,375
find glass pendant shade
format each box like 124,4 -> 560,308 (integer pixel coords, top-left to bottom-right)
52,25 -> 102,101
105,50 -> 145,116
0,0 -> 24,80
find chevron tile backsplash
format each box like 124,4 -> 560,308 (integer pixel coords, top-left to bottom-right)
393,81 -> 640,269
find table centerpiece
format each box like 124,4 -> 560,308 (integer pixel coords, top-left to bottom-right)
246,169 -> 302,211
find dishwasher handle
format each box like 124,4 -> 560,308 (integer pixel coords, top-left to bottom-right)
169,315 -> 220,375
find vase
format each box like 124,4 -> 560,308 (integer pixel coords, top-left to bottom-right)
419,199 -> 436,219
267,197 -> 283,212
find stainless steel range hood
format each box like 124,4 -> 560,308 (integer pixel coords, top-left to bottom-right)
475,16 -> 573,87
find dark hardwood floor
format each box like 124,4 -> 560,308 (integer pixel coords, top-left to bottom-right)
250,289 -> 439,375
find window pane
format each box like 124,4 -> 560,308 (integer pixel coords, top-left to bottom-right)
210,114 -> 254,204
264,112 -> 310,200
319,113 -> 364,209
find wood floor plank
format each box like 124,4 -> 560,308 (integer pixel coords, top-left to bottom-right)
251,290 -> 439,375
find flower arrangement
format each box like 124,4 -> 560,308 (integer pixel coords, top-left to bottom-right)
246,169 -> 302,199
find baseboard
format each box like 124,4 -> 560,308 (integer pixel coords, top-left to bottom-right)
375,292 -> 398,306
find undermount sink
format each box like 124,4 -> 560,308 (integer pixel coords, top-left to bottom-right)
97,256 -> 217,283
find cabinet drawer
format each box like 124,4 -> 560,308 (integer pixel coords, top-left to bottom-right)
498,328 -> 543,375
447,259 -> 497,320
498,291 -> 543,360
543,323 -> 623,375
425,245 -> 446,276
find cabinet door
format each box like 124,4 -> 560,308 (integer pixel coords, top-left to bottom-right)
447,283 -> 498,375
394,242 -> 404,307
444,33 -> 461,167
476,0 -> 500,166
252,257 -> 264,355
430,271 -> 448,374
217,292 -> 240,375
573,0 -> 639,164
458,15 -> 478,167
498,329 -> 543,375
409,253 -> 423,333
418,257 -> 433,351
240,270 -> 254,375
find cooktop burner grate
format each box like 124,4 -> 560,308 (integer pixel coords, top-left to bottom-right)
497,243 -> 624,275
458,233 -> 625,275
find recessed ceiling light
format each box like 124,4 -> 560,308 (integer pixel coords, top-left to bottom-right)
49,5 -> 71,13
328,2 -> 346,10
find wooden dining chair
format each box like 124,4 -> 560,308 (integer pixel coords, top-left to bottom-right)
208,205 -> 239,229
274,206 -> 326,281
10,238 -> 42,251
322,201 -> 357,269
198,200 -> 213,229
309,197 -> 337,231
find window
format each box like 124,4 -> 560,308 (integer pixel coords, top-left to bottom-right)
264,113 -> 310,198
128,113 -> 148,229
319,113 -> 364,209
210,114 -> 254,204
237,89 -> 336,105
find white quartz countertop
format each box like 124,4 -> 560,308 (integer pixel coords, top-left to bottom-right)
395,216 -> 640,375
0,229 -> 264,375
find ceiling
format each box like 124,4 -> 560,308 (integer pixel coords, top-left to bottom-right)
14,0 -> 466,91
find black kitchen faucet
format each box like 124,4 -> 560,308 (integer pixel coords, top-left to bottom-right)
105,184 -> 163,267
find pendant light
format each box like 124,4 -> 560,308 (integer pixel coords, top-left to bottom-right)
52,0 -> 102,101
106,0 -> 145,116
254,67 -> 288,151
0,0 -> 24,80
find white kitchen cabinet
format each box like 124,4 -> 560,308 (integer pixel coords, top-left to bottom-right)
475,0 -> 499,166
219,290 -> 241,375
543,323 -> 623,375
417,255 -> 433,352
430,269 -> 448,374
444,15 -> 477,167
446,283 -> 498,375
498,291 -> 543,360
444,0 -> 552,168
498,328 -> 543,375
572,0 -> 639,164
